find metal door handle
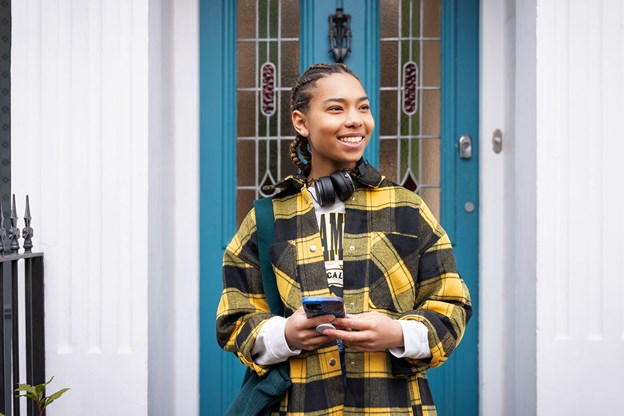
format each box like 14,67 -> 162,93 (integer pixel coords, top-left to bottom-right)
459,135 -> 472,159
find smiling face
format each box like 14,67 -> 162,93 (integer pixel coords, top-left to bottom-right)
291,73 -> 375,179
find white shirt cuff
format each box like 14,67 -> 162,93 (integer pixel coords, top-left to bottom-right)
251,316 -> 302,365
388,320 -> 432,359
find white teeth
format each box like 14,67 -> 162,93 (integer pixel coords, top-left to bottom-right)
339,136 -> 363,143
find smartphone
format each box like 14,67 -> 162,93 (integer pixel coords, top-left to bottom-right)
302,296 -> 346,318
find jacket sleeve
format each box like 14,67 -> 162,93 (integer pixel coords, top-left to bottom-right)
216,207 -> 273,375
393,198 -> 472,374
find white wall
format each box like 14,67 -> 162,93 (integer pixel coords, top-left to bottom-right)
482,0 -> 624,414
536,0 -> 624,414
11,0 -> 199,415
12,0 -> 149,413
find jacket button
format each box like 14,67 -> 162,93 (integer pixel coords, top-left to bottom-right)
349,245 -> 355,251
329,358 -> 336,366
310,245 -> 317,252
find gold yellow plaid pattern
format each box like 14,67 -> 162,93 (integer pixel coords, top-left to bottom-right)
216,164 -> 471,415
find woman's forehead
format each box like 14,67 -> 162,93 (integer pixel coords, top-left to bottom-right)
311,73 -> 367,101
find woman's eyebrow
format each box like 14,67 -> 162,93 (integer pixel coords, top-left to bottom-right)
323,96 -> 369,103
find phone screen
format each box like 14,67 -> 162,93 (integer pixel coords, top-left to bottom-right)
302,296 -> 346,318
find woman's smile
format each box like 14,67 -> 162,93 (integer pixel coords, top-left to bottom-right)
337,134 -> 365,144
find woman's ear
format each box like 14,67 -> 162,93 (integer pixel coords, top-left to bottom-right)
292,110 -> 308,137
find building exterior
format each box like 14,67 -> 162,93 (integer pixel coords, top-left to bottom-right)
7,0 -> 624,415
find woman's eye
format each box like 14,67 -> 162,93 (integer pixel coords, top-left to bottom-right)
360,104 -> 370,111
328,106 -> 343,111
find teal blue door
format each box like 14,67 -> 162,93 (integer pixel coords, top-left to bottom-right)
200,1 -> 478,414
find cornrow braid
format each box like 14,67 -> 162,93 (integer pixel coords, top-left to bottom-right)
289,63 -> 359,174
289,134 -> 310,175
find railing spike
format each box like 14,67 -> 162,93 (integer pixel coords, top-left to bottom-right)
24,195 -> 31,221
9,194 -> 21,254
23,195 -> 33,253
11,193 -> 17,221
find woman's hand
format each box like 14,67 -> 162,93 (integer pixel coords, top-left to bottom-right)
324,311 -> 404,352
284,307 -> 337,351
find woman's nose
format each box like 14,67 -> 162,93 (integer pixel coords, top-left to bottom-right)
345,109 -> 363,127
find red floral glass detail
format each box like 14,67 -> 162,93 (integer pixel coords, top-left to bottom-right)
402,61 -> 419,115
261,63 -> 276,117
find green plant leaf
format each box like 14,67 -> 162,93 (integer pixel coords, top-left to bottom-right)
17,392 -> 38,401
35,379 -> 51,395
15,383 -> 38,395
43,387 -> 70,408
13,375 -> 69,414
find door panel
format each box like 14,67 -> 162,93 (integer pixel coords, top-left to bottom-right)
201,0 -> 478,414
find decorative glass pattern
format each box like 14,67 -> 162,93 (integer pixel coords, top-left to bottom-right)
402,61 -> 419,115
260,62 -> 277,116
380,0 -> 441,218
236,0 -> 300,225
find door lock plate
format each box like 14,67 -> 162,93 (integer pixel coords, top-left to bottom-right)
459,135 -> 472,159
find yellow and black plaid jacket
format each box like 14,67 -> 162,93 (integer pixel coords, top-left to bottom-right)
217,164 -> 472,416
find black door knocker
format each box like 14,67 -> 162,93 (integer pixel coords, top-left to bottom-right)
329,8 -> 351,63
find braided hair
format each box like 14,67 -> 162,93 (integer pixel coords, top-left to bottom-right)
289,63 -> 359,176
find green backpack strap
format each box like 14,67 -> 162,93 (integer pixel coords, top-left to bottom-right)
253,197 -> 283,316
225,198 -> 290,416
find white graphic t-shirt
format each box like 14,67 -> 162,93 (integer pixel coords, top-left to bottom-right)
307,188 -> 345,297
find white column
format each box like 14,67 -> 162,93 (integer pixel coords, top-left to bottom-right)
147,0 -> 199,414
12,0 -> 149,414
479,0 -> 512,414
536,0 -> 624,413
171,0 -> 199,414
480,0 -> 539,414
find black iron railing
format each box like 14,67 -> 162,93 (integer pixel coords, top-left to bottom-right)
0,195 -> 44,416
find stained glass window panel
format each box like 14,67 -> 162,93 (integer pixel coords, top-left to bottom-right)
379,139 -> 398,183
380,0 -> 441,218
422,90 -> 440,136
281,0 -> 299,38
423,0 -> 441,37
380,90 -> 398,136
380,0 -> 399,37
237,140 -> 256,186
237,91 -> 255,137
380,41 -> 398,86
236,0 -> 300,226
237,42 -> 256,88
422,40 -> 441,86
238,0 -> 256,39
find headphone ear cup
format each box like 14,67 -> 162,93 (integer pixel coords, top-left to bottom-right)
313,176 -> 336,207
329,170 -> 355,202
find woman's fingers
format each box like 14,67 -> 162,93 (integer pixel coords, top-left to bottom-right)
285,306 -> 339,350
323,312 -> 404,351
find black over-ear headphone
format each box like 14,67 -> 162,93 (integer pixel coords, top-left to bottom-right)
312,170 -> 355,207
310,159 -> 368,207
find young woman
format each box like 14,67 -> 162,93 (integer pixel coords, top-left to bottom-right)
217,63 -> 472,415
